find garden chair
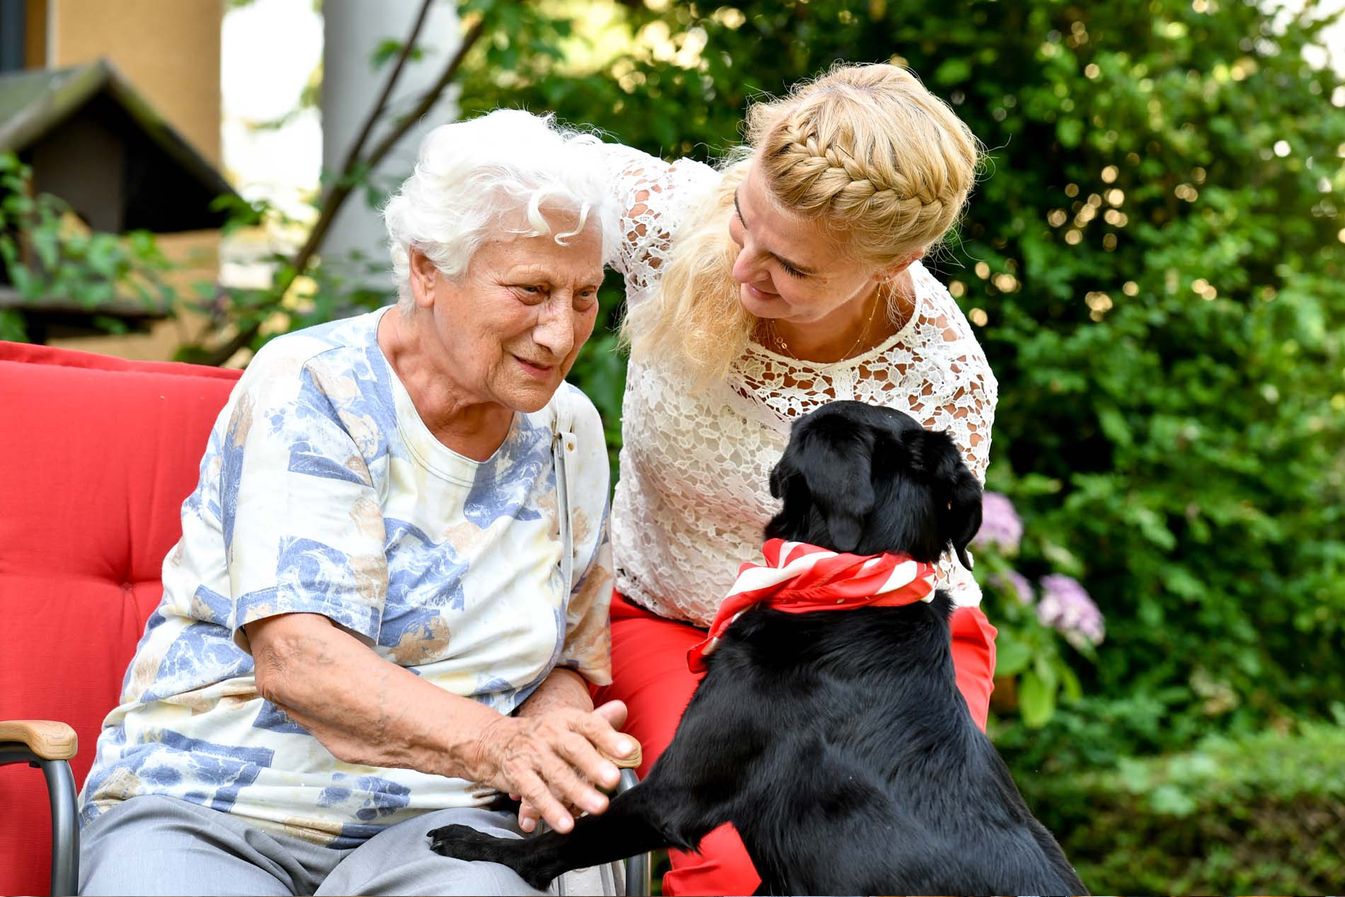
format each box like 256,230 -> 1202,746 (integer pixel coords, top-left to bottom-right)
0,340 -> 647,897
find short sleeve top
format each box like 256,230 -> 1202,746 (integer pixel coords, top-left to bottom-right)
79,307 -> 614,847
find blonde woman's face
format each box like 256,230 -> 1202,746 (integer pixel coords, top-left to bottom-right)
727,160 -> 886,327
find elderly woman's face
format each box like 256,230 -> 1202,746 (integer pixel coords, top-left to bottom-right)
410,219 -> 604,415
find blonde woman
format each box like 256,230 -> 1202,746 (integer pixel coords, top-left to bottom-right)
583,63 -> 999,896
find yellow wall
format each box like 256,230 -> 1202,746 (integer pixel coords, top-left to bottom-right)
49,0 -> 223,164
45,0 -> 225,360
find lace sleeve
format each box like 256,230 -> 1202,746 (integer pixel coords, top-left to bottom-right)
924,355 -> 996,485
598,143 -> 719,302
916,308 -> 999,605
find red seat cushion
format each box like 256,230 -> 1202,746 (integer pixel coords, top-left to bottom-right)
0,341 -> 240,896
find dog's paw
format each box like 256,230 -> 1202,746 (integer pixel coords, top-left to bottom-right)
427,823 -> 553,890
427,823 -> 504,861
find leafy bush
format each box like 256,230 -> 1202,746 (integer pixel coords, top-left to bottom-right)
973,490 -> 1100,728
955,0 -> 1345,767
0,154 -> 179,340
456,0 -> 1345,767
1019,721 -> 1345,894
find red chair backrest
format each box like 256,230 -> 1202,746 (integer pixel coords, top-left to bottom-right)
0,341 -> 241,896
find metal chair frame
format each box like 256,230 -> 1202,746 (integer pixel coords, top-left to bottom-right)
0,742 -> 79,897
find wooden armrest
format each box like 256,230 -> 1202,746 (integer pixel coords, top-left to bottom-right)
607,743 -> 643,770
0,720 -> 78,760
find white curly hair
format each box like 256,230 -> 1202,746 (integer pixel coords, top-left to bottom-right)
382,109 -> 619,308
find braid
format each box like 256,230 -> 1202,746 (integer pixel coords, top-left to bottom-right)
747,62 -> 982,264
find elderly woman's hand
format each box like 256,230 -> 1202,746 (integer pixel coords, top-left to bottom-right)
470,699 -> 639,834
510,700 -> 635,833
247,614 -> 639,837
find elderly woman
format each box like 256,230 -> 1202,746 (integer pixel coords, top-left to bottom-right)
76,109 -> 637,896
584,63 -> 1002,895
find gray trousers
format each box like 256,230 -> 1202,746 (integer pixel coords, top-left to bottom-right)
79,795 -> 548,896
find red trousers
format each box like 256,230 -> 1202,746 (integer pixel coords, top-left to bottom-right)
594,589 -> 998,897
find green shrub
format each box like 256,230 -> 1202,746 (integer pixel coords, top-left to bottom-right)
1020,722 -> 1345,894
459,0 -> 1345,762
0,153 -> 179,340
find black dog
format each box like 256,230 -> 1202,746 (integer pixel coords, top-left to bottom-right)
430,400 -> 1086,895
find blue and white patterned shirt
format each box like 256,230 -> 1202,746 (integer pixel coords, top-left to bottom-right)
79,308 -> 614,847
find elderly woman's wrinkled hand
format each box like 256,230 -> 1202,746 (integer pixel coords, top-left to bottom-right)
472,703 -> 640,834
510,700 -> 637,834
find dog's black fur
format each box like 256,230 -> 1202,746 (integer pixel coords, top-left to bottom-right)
430,400 -> 1086,896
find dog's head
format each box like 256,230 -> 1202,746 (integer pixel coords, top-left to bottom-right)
765,400 -> 983,567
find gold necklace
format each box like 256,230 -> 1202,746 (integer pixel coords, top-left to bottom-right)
766,286 -> 884,362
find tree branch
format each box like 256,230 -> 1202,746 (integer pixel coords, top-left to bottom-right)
338,0 -> 436,193
195,12 -> 486,366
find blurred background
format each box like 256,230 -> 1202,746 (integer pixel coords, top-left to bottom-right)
2,0 -> 1343,891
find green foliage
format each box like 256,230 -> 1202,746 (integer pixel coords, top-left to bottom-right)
0,153 -> 180,339
956,0 -> 1345,768
567,301 -> 628,472
1019,721 -> 1345,893
453,0 -> 1345,773
965,0 -> 1345,767
977,557 -> 1088,729
968,489 -> 1098,729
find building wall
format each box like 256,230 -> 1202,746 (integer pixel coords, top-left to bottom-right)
43,0 -> 224,361
49,0 -> 223,164
23,0 -> 48,69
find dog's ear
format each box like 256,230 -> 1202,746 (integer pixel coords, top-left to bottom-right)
775,423 -> 877,552
946,468 -> 984,571
899,428 -> 983,569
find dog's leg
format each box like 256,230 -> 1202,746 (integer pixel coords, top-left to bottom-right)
428,779 -> 693,891
430,670 -> 767,890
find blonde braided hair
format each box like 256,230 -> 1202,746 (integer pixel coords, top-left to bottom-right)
751,63 -> 978,265
625,62 -> 983,386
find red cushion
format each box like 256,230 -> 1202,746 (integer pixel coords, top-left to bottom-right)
0,341 -> 240,896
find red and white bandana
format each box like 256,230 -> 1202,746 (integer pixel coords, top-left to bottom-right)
687,538 -> 937,673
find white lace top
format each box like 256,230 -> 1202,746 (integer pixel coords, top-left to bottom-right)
603,145 -> 998,627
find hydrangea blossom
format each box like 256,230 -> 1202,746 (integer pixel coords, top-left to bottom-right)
1036,574 -> 1105,649
991,569 -> 1035,606
973,492 -> 1023,554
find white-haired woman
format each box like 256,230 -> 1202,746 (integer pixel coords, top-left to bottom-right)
588,63 -> 1002,896
76,110 -> 638,897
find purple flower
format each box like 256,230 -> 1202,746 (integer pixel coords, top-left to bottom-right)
1036,574 -> 1105,648
991,569 -> 1035,606
973,492 -> 1023,554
